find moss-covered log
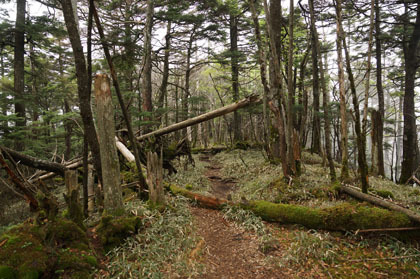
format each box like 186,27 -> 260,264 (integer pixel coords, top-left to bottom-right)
168,185 -> 413,230
244,200 -> 412,231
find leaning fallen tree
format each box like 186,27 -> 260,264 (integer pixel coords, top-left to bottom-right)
137,95 -> 261,141
167,184 -> 414,231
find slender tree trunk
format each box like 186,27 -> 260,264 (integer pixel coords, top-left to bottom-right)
343,35 -> 369,193
61,0 -> 102,182
334,0 -> 349,181
287,0 -> 297,175
375,0 -> 385,176
94,74 -> 124,215
141,0 -> 154,133
249,0 -> 269,153
316,30 -> 336,181
400,3 -> 420,184
309,0 -> 321,154
157,21 -> 171,121
230,12 -> 241,142
14,0 -> 26,151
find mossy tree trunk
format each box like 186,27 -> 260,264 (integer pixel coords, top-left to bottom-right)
94,74 -> 124,215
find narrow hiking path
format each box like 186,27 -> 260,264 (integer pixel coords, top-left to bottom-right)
190,154 -> 284,279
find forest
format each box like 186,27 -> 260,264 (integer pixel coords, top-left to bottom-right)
1,0 -> 420,278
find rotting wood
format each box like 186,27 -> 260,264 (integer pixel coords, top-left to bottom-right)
341,185 -> 420,224
29,158 -> 85,182
137,95 -> 261,141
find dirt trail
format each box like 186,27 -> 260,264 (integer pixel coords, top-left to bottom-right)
190,155 -> 283,279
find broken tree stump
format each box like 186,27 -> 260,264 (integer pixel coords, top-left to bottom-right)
146,151 -> 165,205
95,74 -> 124,215
64,170 -> 84,228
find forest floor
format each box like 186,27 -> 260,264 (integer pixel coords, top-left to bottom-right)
162,149 -> 420,279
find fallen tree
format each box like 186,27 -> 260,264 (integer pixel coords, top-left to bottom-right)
167,184 -> 414,231
137,95 -> 261,141
1,146 -> 67,176
340,185 -> 420,224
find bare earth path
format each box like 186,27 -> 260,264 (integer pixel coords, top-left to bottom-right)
190,155 -> 284,279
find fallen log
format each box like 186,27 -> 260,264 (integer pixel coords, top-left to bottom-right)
168,185 -> 413,231
168,184 -> 229,209
137,95 -> 261,141
29,159 -> 85,182
1,146 -> 67,176
340,185 -> 420,224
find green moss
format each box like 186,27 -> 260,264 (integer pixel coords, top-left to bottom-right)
0,266 -> 16,279
373,189 -> 395,199
0,225 -> 48,278
185,184 -> 193,190
96,215 -> 142,251
243,200 -> 412,231
45,218 -> 88,250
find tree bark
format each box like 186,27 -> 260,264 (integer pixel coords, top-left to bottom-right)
375,0 -> 385,176
146,152 -> 165,205
141,0 -> 154,133
157,20 -> 171,121
334,0 -> 349,181
230,11 -> 241,142
317,29 -> 336,181
14,0 -> 26,151
342,34 -> 369,193
94,74 -> 124,215
61,0 -> 102,182
400,3 -> 420,184
137,95 -> 261,141
309,0 -> 321,155
249,0 -> 269,153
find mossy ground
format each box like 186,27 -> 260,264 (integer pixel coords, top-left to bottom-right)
0,218 -> 98,279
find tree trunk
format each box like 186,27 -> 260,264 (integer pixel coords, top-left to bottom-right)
287,0 -> 297,175
138,95 -> 261,141
0,146 -> 67,175
141,0 -> 154,133
309,0 -> 321,155
94,74 -> 124,215
317,27 -> 336,181
375,0 -> 385,176
157,20 -> 171,122
343,34 -> 369,193
249,0 -> 270,153
400,3 -> 420,184
146,152 -> 165,205
14,0 -> 26,151
230,12 -> 241,142
334,0 -> 349,181
61,0 -> 102,182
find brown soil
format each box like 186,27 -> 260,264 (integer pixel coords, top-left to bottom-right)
190,155 -> 283,279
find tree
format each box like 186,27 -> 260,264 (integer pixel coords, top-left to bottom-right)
60,0 -> 102,181
400,3 -> 420,184
13,0 -> 26,151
